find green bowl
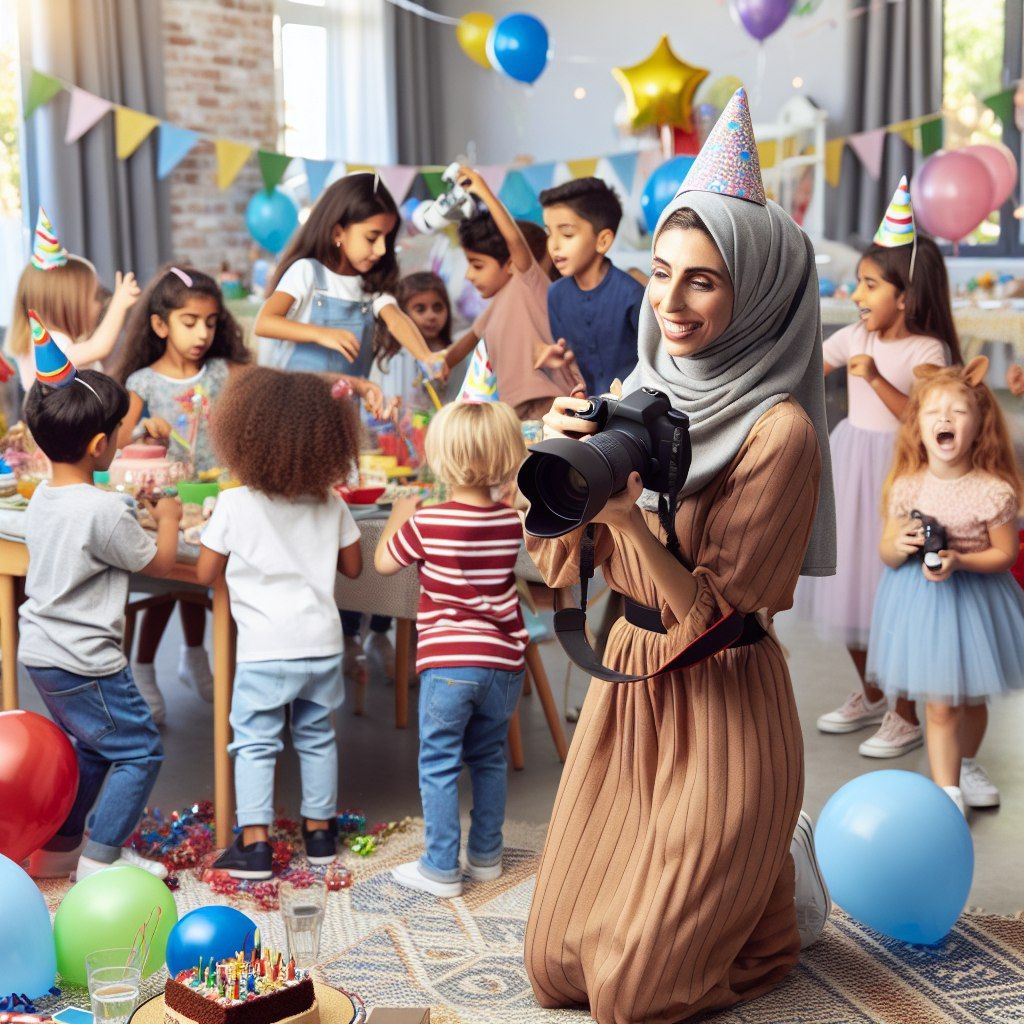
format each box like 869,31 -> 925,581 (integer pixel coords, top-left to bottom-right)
177,481 -> 220,505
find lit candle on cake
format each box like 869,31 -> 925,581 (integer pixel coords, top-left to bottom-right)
254,928 -> 261,959
287,957 -> 295,981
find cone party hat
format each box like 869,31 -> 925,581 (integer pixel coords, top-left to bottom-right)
873,175 -> 915,248
458,340 -> 498,403
30,309 -> 76,387
30,207 -> 69,271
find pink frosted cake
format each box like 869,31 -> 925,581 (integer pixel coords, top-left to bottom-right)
109,443 -> 184,490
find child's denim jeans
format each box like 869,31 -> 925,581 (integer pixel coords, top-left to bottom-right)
26,665 -> 163,863
417,665 -> 524,882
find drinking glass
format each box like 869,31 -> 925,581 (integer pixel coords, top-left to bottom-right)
86,948 -> 141,1024
280,880 -> 326,968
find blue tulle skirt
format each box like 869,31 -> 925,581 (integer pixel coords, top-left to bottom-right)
866,560 -> 1024,704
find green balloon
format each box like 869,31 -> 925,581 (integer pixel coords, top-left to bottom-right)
53,866 -> 178,986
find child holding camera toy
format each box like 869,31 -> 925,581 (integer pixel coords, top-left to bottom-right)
867,358 -> 1024,815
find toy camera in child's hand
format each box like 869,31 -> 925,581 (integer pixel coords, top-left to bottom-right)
911,509 -> 948,570
412,162 -> 477,234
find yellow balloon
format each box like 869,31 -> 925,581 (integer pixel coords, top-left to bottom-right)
457,12 -> 495,69
611,36 -> 710,132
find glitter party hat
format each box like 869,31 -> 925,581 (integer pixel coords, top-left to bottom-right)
30,207 -> 69,271
873,175 -> 915,248
677,87 -> 765,206
30,309 -> 76,387
458,340 -> 498,403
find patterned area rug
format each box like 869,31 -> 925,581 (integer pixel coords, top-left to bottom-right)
40,820 -> 1024,1023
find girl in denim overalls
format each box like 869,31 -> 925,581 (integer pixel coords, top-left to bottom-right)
255,172 -> 446,680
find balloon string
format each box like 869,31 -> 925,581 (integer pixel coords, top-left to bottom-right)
382,0 -> 459,26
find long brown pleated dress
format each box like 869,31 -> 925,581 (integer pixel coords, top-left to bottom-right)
524,400 -> 822,1024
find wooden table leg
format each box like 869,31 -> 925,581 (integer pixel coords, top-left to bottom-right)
212,577 -> 235,848
394,618 -> 412,729
0,572 -> 18,710
507,706 -> 524,771
524,642 -> 569,763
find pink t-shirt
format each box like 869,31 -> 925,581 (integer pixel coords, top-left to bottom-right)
472,259 -> 583,413
888,469 -> 1019,553
822,322 -> 948,433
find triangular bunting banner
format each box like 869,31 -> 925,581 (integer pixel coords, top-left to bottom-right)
258,150 -> 293,192
983,88 -> 1015,125
420,170 -> 447,199
567,157 -> 599,179
346,163 -> 375,175
215,139 -> 252,190
889,118 -> 920,150
847,128 -> 886,179
64,87 -> 111,144
605,152 -> 638,193
114,106 -> 159,159
23,70 -> 63,119
824,139 -> 845,188
157,123 -> 200,178
756,140 -> 778,169
304,158 -> 335,199
477,165 -> 508,196
378,165 -> 419,203
518,161 -> 557,196
920,117 -> 944,157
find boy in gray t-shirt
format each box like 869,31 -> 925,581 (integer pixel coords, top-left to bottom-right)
19,345 -> 181,883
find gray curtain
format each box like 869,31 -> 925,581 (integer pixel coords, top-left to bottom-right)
18,0 -> 171,287
828,0 -> 942,245
388,2 -> 441,165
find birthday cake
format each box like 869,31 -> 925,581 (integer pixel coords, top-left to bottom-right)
164,953 -> 318,1024
109,443 -> 183,490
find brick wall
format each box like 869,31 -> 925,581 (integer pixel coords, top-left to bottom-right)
162,0 -> 278,277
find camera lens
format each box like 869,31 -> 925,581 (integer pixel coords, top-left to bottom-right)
534,458 -> 588,518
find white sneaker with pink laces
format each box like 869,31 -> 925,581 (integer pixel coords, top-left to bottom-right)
816,691 -> 887,734
858,710 -> 924,758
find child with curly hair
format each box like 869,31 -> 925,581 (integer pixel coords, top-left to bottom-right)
196,367 -> 363,878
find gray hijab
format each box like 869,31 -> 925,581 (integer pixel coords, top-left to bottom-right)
622,189 -> 836,577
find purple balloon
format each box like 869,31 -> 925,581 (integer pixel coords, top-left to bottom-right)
913,151 -> 996,243
731,0 -> 795,41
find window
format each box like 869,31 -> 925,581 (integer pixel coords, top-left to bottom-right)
0,0 -> 23,330
280,20 -> 329,158
942,0 -> 1023,253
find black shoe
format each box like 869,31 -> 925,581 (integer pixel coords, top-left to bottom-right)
213,836 -> 273,879
303,822 -> 338,865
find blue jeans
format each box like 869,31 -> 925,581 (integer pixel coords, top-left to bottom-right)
417,666 -> 524,882
229,655 -> 343,827
26,665 -> 163,863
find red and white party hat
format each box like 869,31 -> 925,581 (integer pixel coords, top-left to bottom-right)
30,207 -> 69,271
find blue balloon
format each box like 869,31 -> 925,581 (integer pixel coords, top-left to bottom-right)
640,156 -> 697,234
818,277 -> 837,297
0,853 -> 56,997
165,906 -> 258,976
245,188 -> 299,254
816,771 -> 973,945
486,14 -> 549,84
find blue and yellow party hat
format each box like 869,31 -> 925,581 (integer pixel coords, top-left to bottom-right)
458,340 -> 498,403
874,175 -> 915,248
30,309 -> 76,387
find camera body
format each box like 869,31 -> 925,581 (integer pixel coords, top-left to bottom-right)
411,162 -> 477,234
911,509 -> 948,571
518,387 -> 691,538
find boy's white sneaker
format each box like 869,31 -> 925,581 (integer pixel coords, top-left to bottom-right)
942,785 -> 968,817
178,644 -> 214,703
461,855 -> 502,882
391,860 -> 463,898
858,711 -> 924,758
364,631 -> 396,681
960,758 -> 1000,808
791,810 -> 831,949
816,691 -> 887,734
73,849 -> 168,883
132,662 -> 166,725
27,837 -> 87,878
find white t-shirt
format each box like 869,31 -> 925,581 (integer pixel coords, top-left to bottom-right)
13,328 -> 101,392
275,258 -> 397,324
200,486 -> 361,662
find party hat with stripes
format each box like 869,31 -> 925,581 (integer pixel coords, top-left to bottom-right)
30,207 -> 69,271
31,309 -> 76,387
874,176 -> 915,247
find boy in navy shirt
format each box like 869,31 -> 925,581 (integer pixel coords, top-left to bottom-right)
540,178 -> 645,396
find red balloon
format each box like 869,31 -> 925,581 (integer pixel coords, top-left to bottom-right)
967,142 -> 1019,211
913,151 -> 996,243
0,710 -> 78,862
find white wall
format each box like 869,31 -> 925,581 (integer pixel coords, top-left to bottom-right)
430,0 -> 852,164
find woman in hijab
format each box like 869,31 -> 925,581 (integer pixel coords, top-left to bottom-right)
523,89 -> 837,1024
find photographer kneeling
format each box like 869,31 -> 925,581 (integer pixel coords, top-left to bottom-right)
522,91 -> 837,1024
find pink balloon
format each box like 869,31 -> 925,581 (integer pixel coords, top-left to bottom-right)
913,151 -> 996,242
966,143 -> 1018,210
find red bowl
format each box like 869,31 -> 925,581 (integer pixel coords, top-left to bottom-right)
337,485 -> 386,505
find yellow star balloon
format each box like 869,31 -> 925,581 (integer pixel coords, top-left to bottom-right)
612,36 -> 710,132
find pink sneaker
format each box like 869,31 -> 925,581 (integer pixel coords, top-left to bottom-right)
816,691 -> 887,734
858,710 -> 924,758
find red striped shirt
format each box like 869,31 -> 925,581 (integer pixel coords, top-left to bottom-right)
386,502 -> 528,673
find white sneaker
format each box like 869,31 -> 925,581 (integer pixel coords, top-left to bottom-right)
960,758 -> 1000,808
858,710 -> 924,758
73,849 -> 168,882
943,785 -> 968,817
461,855 -> 502,882
791,811 -> 831,949
343,639 -> 366,685
391,860 -> 463,898
178,644 -> 214,702
28,837 -> 87,878
817,691 -> 887,734
132,662 -> 166,725
364,631 -> 395,681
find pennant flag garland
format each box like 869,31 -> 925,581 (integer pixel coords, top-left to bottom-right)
846,128 -> 886,179
378,165 -> 419,204
115,106 -> 159,159
346,163 -> 375,175
983,88 -> 1015,126
566,157 -> 599,180
605,152 -> 639,194
920,117 -> 944,157
518,161 -> 557,197
420,169 -> 448,199
258,150 -> 293,192
824,139 -> 845,189
157,123 -> 200,179
304,158 -> 335,199
215,139 -> 253,190
890,118 -> 920,150
23,70 -> 62,120
64,87 -> 111,144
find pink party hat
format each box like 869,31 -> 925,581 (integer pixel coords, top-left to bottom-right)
677,87 -> 765,206
874,175 -> 915,247
30,207 -> 69,271
458,340 -> 498,403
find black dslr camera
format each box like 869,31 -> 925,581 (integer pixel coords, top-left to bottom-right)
518,387 -> 691,537
910,509 -> 948,571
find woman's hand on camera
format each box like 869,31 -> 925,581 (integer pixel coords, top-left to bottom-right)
591,471 -> 644,532
893,516 -> 925,557
542,386 -> 596,440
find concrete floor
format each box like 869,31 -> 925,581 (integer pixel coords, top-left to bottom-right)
14,597 -> 1024,914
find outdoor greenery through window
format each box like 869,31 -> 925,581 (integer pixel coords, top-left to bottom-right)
0,0 -> 23,330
